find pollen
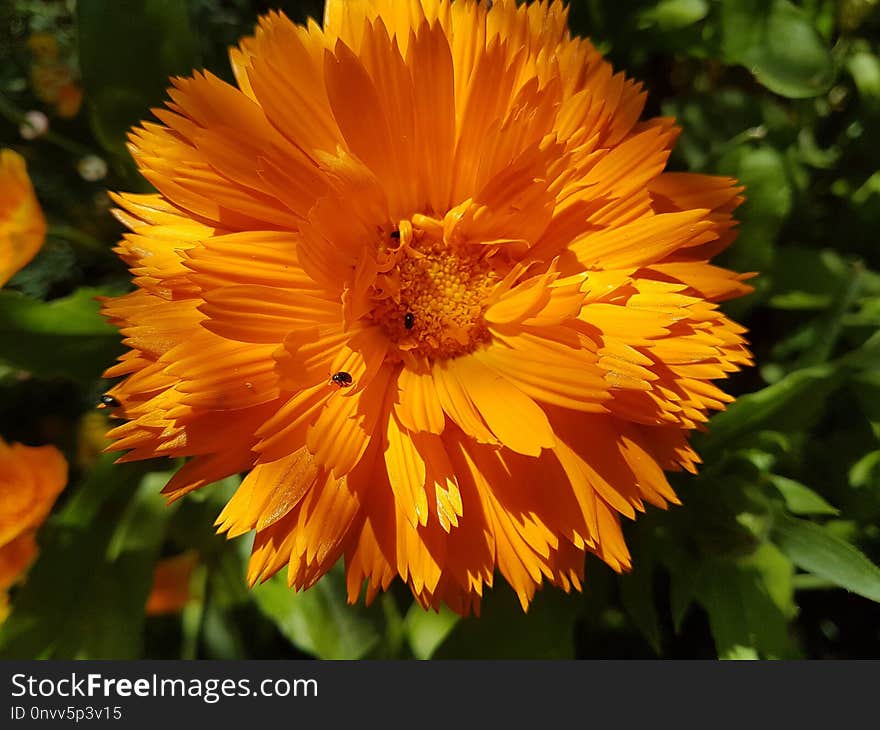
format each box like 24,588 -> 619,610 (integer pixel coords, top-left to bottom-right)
374,233 -> 497,361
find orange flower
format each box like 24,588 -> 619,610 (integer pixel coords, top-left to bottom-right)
55,83 -> 84,119
27,33 -> 59,63
0,150 -> 47,287
30,63 -> 72,106
102,0 -> 752,614
0,439 -> 68,619
145,552 -> 198,615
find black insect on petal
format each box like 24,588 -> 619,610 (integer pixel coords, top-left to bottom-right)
100,395 -> 120,408
331,371 -> 354,388
404,312 -> 415,330
390,230 -> 401,240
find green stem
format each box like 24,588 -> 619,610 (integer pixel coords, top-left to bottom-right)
47,224 -> 106,252
798,261 -> 864,368
0,92 -> 97,159
181,564 -> 211,660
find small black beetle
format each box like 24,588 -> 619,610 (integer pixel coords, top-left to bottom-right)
331,371 -> 354,388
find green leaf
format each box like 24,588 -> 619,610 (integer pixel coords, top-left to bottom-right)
434,585 -> 581,659
845,296 -> 880,329
769,475 -> 839,516
669,562 -> 701,634
770,513 -> 880,603
768,248 -> 852,311
107,471 -> 177,559
697,363 -> 842,457
0,288 -> 122,384
619,565 -> 662,654
844,331 -> 880,372
70,464 -> 172,659
696,559 -> 796,659
720,145 -> 792,246
77,0 -> 198,170
739,543 -> 798,620
797,262 -> 864,367
716,144 -> 790,309
720,0 -> 834,98
847,50 -> 880,110
849,450 -> 880,490
404,604 -> 460,660
6,240 -> 78,300
0,459 -> 169,659
252,565 -> 402,659
639,0 -> 709,30
853,370 -> 880,439
200,601 -> 248,660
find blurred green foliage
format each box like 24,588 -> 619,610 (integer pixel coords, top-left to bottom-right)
0,0 -> 878,659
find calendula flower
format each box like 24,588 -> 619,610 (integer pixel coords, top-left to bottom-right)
0,439 -> 67,620
145,552 -> 199,615
102,0 -> 752,614
0,150 -> 47,286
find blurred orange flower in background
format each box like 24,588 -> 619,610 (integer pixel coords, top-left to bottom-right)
0,150 -> 47,287
102,0 -> 752,615
27,31 -> 83,119
145,552 -> 199,615
27,33 -> 59,63
0,439 -> 67,621
54,83 -> 84,119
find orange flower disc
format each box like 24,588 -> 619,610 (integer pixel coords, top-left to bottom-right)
102,0 -> 753,614
0,150 -> 47,287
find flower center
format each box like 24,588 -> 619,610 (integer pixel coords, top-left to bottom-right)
372,224 -> 497,362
